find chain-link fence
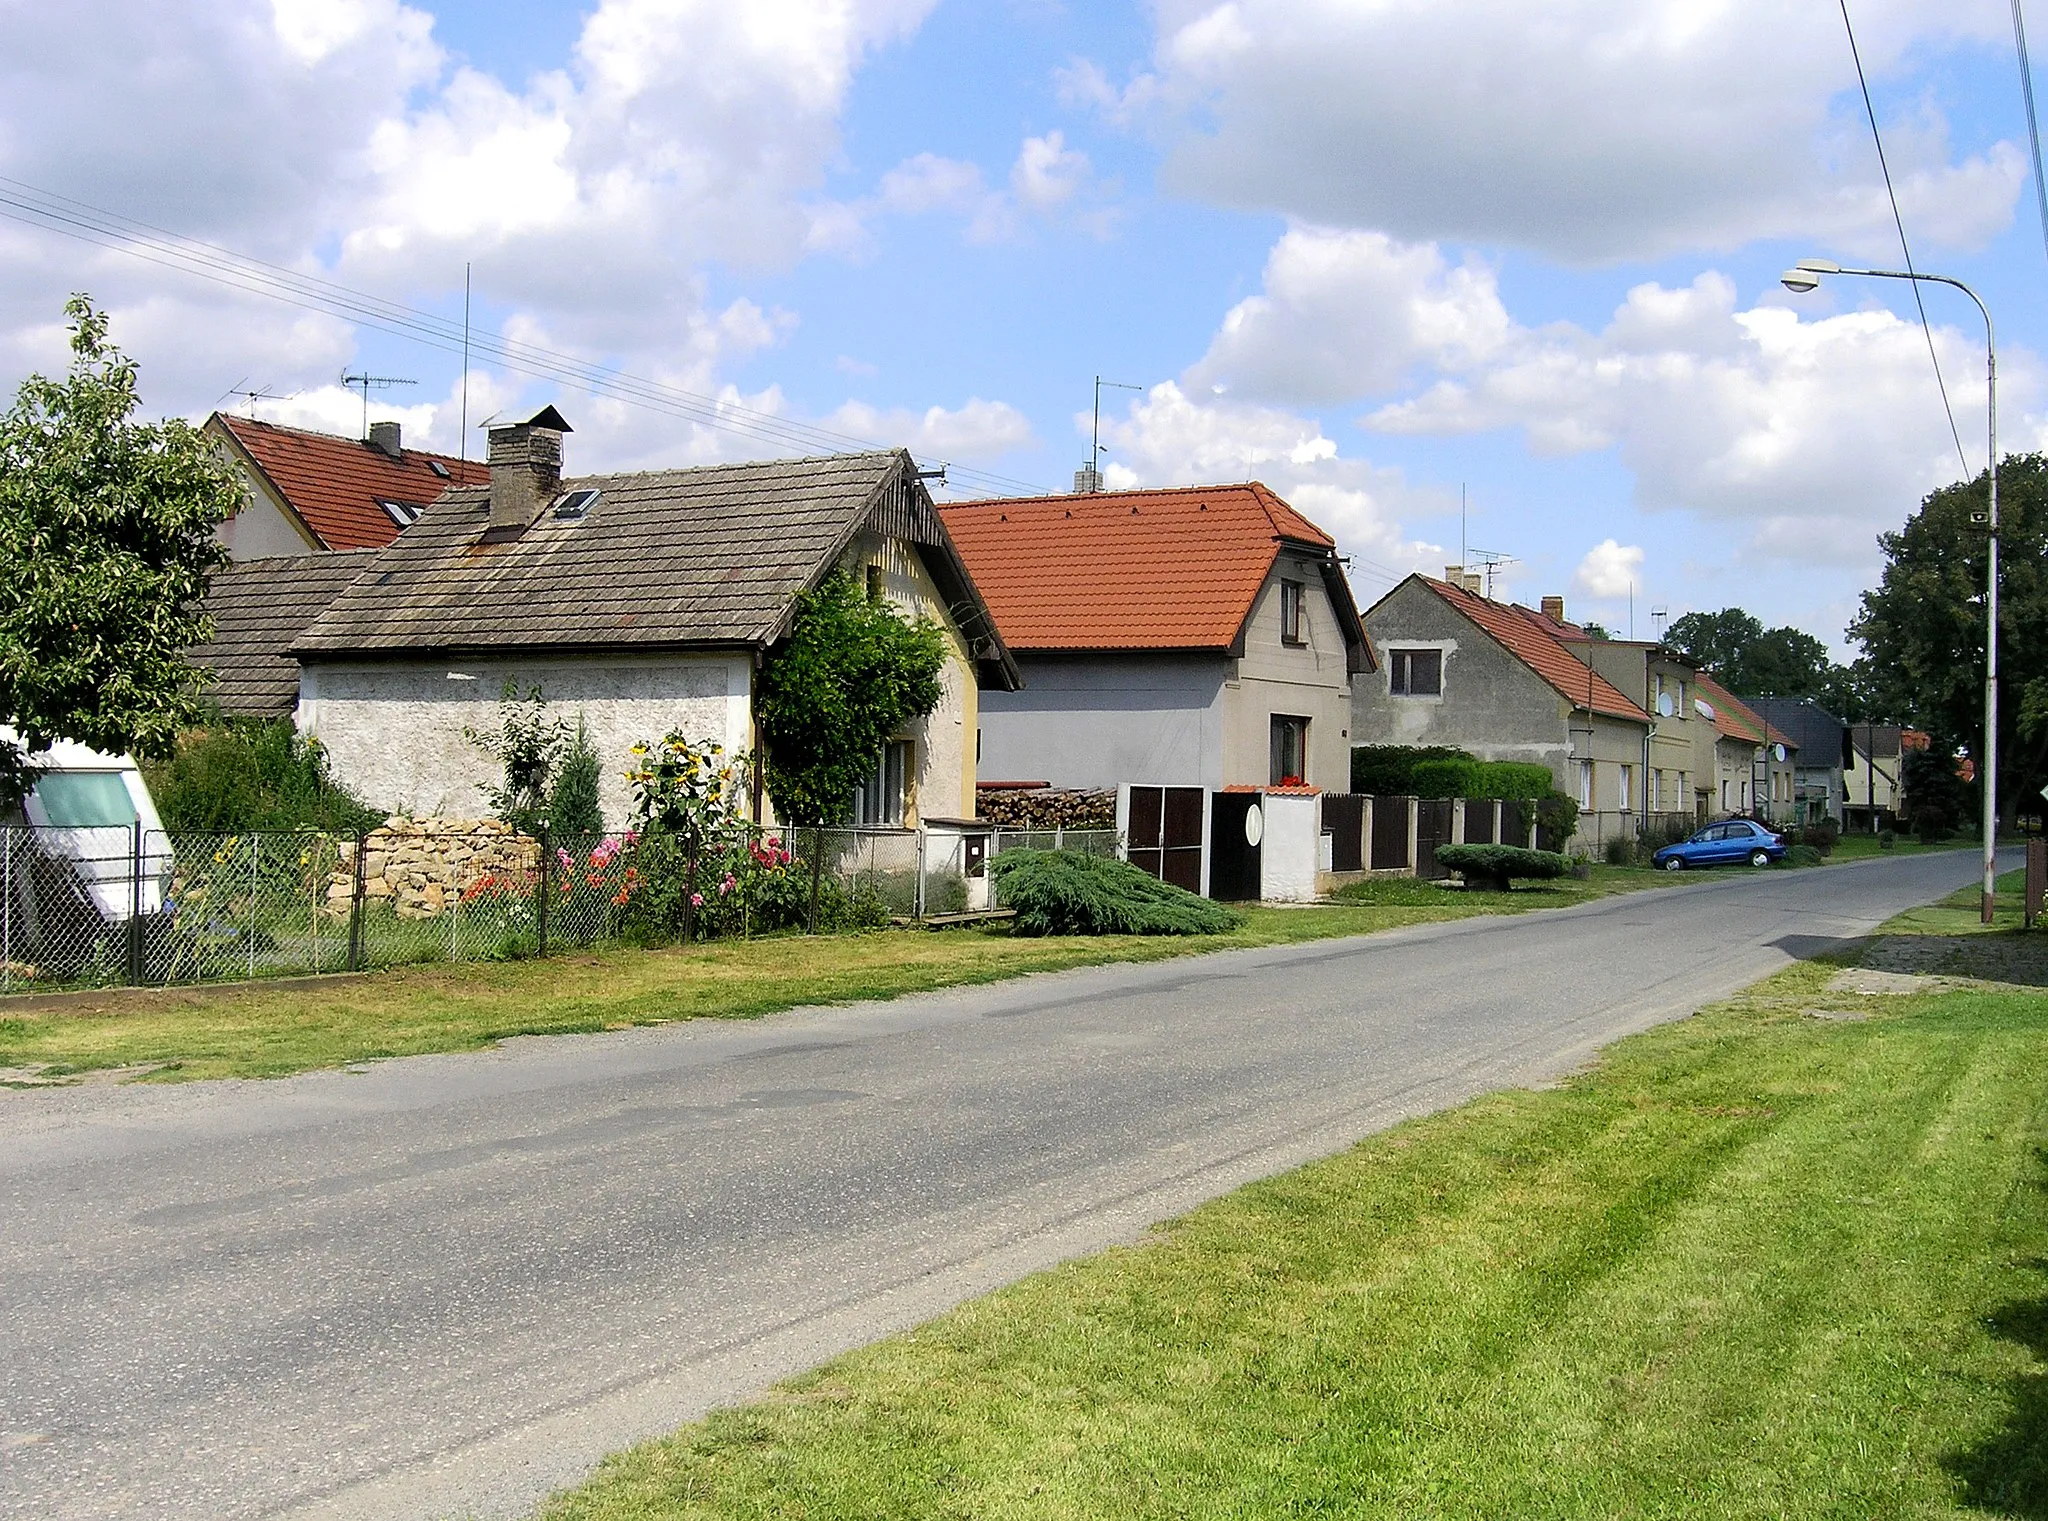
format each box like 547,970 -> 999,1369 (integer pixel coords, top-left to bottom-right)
0,820 -> 1128,995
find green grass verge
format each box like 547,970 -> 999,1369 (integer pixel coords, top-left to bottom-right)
0,868 -> 1671,1084
538,935 -> 2048,1521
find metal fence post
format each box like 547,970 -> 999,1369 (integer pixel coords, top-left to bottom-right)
247,834 -> 260,980
915,826 -> 927,919
1,827 -> 11,994
126,821 -> 144,985
346,831 -> 367,973
537,826 -> 550,959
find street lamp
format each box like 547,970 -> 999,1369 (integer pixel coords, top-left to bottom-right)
1780,257 -> 1999,922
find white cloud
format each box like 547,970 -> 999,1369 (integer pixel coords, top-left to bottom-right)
870,131 -> 1112,244
1573,539 -> 1645,599
1010,130 -> 1088,212
1088,0 -> 2017,261
1188,225 -> 1512,404
824,397 -> 1035,460
1095,380 -> 1445,591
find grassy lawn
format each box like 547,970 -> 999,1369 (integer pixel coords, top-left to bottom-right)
0,867 -> 1670,1084
538,908 -> 2048,1518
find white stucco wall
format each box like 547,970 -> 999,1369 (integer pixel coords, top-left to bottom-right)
218,490 -> 318,560
1258,791 -> 1321,902
298,654 -> 752,828
1225,558 -> 1357,790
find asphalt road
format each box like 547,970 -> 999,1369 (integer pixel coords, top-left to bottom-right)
0,851 -> 1976,1520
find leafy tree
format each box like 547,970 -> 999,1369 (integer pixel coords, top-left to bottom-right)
464,683 -> 568,834
0,295 -> 242,803
756,571 -> 947,827
1665,606 -> 1872,719
547,719 -> 604,839
1851,455 -> 2048,828
1580,620 -> 1614,641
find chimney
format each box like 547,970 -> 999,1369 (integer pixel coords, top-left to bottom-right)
1541,595 -> 1565,623
486,406 -> 571,535
1444,563 -> 1464,583
367,420 -> 402,459
1463,572 -> 1483,596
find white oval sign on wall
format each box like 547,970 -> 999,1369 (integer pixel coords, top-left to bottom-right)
1657,692 -> 1676,717
1243,803 -> 1264,847
1774,743 -> 1788,762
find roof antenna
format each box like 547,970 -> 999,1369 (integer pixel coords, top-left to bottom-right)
1651,604 -> 1669,643
1083,375 -> 1142,493
459,262 -> 471,464
342,371 -> 417,441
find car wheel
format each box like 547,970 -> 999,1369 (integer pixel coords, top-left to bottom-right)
1662,856 -> 1684,872
1748,848 -> 1770,867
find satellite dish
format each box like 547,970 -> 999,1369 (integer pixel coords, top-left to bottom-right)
1657,692 -> 1676,718
1773,743 -> 1788,762
1244,803 -> 1264,847
1694,698 -> 1717,720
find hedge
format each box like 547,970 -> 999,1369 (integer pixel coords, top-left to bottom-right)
988,849 -> 1242,936
1432,843 -> 1573,892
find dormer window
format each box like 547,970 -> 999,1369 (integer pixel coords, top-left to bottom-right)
377,499 -> 423,527
551,488 -> 600,520
1280,578 -> 1306,645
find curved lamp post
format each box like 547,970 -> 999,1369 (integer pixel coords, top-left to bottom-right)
1780,259 -> 1998,923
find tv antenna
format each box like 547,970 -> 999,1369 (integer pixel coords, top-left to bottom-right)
1651,605 -> 1670,643
341,371 -> 417,439
1082,375 -> 1143,492
1466,546 -> 1518,600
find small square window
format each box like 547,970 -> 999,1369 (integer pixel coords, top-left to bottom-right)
1389,648 -> 1442,696
1280,579 -> 1306,645
377,499 -> 423,527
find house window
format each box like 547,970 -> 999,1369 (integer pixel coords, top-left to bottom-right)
377,498 -> 423,527
1280,579 -> 1307,645
1270,715 -> 1310,786
1650,769 -> 1662,810
855,739 -> 913,826
1577,760 -> 1594,812
1389,648 -> 1443,696
1618,764 -> 1633,813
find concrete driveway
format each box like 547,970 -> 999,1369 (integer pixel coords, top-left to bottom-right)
0,851 -> 1975,1519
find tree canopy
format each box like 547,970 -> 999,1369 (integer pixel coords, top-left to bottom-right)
756,570 -> 948,827
1664,607 -> 1867,719
1850,454 -> 2048,826
0,296 -> 242,801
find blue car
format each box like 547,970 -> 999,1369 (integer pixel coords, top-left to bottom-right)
1652,818 -> 1787,871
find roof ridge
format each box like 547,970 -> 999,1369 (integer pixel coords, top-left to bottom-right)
218,411 -> 475,467
943,480 -> 1272,509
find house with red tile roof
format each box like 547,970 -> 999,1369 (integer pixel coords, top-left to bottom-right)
1351,572 -> 1654,853
938,482 -> 1372,795
1689,672 -> 1798,821
203,413 -> 488,558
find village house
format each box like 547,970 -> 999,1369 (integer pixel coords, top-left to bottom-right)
938,482 -> 1372,794
203,413 -> 487,558
1351,574 -> 1652,851
1742,696 -> 1848,826
1554,630 -> 1714,828
194,412 -> 1017,829
1690,673 -> 1799,823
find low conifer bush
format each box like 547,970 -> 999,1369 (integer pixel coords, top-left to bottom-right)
988,849 -> 1242,936
1432,843 -> 1572,892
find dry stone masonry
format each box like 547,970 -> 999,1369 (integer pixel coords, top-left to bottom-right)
326,817 -> 539,919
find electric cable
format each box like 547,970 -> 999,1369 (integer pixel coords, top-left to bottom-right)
2011,0 -> 2048,276
1839,0 -> 1971,475
0,174 -> 1045,496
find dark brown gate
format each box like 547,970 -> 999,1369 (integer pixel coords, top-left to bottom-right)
1462,799 -> 1497,845
1416,799 -> 1454,880
1208,792 -> 1263,901
1126,785 -> 1205,893
1501,799 -> 1529,848
1370,795 -> 1411,870
1323,794 -> 1364,873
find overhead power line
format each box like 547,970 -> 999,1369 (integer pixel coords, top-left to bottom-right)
0,174 -> 1043,498
2012,0 -> 2048,278
1838,0 -> 1971,476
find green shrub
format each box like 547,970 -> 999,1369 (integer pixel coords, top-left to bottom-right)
1470,762 -> 1555,800
1535,790 -> 1580,851
1603,835 -> 1636,867
1798,820 -> 1839,855
1409,757 -> 1480,798
1433,843 -> 1572,892
1351,745 -> 1473,796
1783,843 -> 1825,867
989,850 -> 1242,936
1879,828 -> 1897,850
547,720 -> 604,838
144,720 -> 381,834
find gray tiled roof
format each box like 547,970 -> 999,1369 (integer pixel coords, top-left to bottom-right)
1741,696 -> 1845,764
292,451 -> 922,657
190,552 -> 377,718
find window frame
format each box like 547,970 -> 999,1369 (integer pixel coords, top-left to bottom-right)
1269,714 -> 1310,787
1577,759 -> 1595,812
854,738 -> 913,826
1279,578 -> 1307,646
1389,647 -> 1443,698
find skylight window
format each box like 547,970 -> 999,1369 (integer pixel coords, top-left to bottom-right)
378,499 -> 424,527
427,459 -> 451,480
552,488 -> 600,520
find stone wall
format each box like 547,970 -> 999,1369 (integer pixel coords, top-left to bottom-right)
325,817 -> 539,919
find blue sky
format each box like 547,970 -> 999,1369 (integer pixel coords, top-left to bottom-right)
0,0 -> 2038,654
